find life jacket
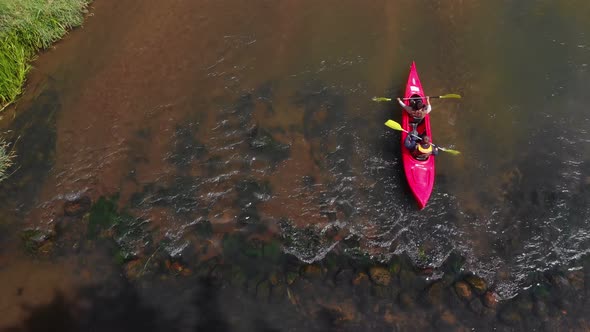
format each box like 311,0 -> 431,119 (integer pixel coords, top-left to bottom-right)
413,143 -> 433,161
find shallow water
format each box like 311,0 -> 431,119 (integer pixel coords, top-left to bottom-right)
1,0 -> 590,330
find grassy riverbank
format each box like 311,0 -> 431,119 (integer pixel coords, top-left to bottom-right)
0,0 -> 91,109
0,0 -> 91,181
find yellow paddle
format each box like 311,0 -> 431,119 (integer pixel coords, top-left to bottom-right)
372,94 -> 462,102
384,119 -> 461,155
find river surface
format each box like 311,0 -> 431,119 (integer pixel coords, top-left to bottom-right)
1,0 -> 590,330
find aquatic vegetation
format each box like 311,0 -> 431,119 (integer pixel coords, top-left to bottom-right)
0,0 -> 92,108
88,195 -> 152,263
21,228 -> 53,255
0,138 -> 15,182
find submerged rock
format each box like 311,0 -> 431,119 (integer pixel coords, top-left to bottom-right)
63,196 -> 91,216
369,266 -> 392,286
436,310 -> 458,329
301,264 -> 323,280
248,126 -> 290,163
465,275 -> 487,295
566,270 -> 584,292
483,291 -> 499,309
335,269 -> 354,286
533,299 -> 548,319
469,297 -> 484,315
426,281 -> 445,307
454,281 -> 472,301
499,307 -> 522,326
21,228 -> 54,255
399,292 -> 416,309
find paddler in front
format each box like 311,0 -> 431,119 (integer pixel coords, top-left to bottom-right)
404,134 -> 438,161
397,95 -> 431,135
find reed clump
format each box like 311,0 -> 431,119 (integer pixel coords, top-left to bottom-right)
0,138 -> 15,182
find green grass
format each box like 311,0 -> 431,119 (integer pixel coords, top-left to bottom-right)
0,138 -> 15,182
0,0 -> 91,108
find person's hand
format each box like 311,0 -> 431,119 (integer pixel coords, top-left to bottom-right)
426,96 -> 430,104
397,98 -> 402,103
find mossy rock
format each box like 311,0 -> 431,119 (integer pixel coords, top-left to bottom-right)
21,228 -> 53,255
286,271 -> 299,285
465,275 -> 488,295
256,280 -> 272,300
369,266 -> 392,286
388,261 -> 401,275
87,195 -> 120,238
262,240 -> 282,262
454,281 -> 472,301
301,264 -> 323,280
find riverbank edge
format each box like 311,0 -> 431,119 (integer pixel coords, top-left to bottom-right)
0,0 -> 93,181
0,0 -> 93,109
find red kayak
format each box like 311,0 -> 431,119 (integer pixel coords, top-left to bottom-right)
400,62 -> 435,209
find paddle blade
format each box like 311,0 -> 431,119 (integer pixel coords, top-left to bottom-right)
439,94 -> 462,99
372,97 -> 392,102
384,119 -> 403,132
439,147 -> 461,155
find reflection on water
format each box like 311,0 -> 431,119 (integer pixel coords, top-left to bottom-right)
1,0 -> 590,330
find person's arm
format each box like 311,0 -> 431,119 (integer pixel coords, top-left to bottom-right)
404,135 -> 417,150
424,96 -> 432,114
432,145 -> 439,156
397,98 -> 413,112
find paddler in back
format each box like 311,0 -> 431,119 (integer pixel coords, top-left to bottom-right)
404,134 -> 438,161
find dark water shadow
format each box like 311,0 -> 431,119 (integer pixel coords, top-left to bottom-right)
0,88 -> 58,213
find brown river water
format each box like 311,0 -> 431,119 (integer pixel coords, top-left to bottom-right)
1,0 -> 590,331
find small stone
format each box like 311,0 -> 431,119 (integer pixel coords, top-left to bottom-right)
465,275 -> 487,295
270,284 -> 287,302
320,300 -> 358,322
483,291 -> 499,308
454,281 -> 472,300
534,300 -> 548,319
124,259 -> 144,280
335,269 -> 354,286
515,295 -> 534,313
426,281 -> 445,307
64,196 -> 92,216
352,272 -> 370,287
399,292 -> 415,309
566,270 -> 584,291
231,268 -> 247,288
269,272 -> 280,286
373,285 -> 390,298
399,270 -> 415,289
499,308 -> 522,326
469,297 -> 484,315
37,241 -> 54,256
369,266 -> 392,286
548,274 -> 570,292
388,261 -> 401,275
383,308 -> 396,324
301,264 -> 323,279
439,310 -> 457,326
257,280 -> 271,299
287,272 -> 298,285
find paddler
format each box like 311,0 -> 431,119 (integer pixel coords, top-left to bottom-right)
397,95 -> 431,135
404,134 -> 438,161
